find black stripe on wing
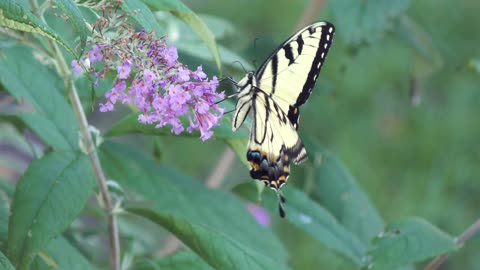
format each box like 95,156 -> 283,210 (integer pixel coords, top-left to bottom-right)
295,23 -> 335,107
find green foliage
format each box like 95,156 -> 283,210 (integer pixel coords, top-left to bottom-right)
0,0 -> 479,269
0,0 -> 74,55
0,46 -> 79,151
329,0 -> 411,45
134,252 -> 214,270
235,183 -> 367,265
7,151 -> 95,269
370,218 -> 457,270
140,0 -> 222,71
0,250 -> 15,270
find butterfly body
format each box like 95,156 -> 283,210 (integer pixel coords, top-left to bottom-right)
231,22 -> 335,216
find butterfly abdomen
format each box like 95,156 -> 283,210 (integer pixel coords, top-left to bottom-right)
247,148 -> 290,190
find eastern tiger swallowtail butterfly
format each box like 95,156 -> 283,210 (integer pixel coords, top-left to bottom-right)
229,22 -> 335,217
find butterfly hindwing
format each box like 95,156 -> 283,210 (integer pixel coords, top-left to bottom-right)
231,21 -> 335,216
247,92 -> 306,190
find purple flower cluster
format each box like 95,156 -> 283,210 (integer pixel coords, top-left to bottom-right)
73,29 -> 225,141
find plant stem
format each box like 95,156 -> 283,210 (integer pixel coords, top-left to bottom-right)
68,83 -> 121,270
424,217 -> 480,270
48,32 -> 121,270
28,0 -> 120,267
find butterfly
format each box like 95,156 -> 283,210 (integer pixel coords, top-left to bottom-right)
228,22 -> 335,217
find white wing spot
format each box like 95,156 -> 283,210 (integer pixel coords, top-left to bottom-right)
329,27 -> 333,33
313,74 -> 318,80
326,34 -> 330,41
321,52 -> 325,58
317,61 -> 322,68
324,43 -> 328,49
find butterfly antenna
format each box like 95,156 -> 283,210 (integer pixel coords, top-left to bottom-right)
219,76 -> 240,87
276,190 -> 286,218
232,61 -> 248,74
214,92 -> 240,105
223,108 -> 236,115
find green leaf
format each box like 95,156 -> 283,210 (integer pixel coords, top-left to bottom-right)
100,142 -> 289,270
134,251 -> 214,270
105,113 -> 247,140
0,113 -> 26,132
140,0 -> 221,71
304,137 -> 384,245
469,59 -> 480,73
0,46 -> 79,151
0,180 -> 10,245
39,237 -> 93,270
235,183 -> 367,265
0,250 -> 15,270
370,217 -> 457,270
122,0 -> 165,37
51,0 -> 89,55
397,16 -> 443,77
7,151 -> 95,269
131,208 -> 289,270
330,0 -> 411,45
0,0 -> 74,55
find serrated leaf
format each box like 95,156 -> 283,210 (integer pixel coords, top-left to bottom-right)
370,217 -> 457,270
140,0 -> 221,71
0,0 -> 74,55
122,0 -> 165,38
7,151 -> 96,269
99,142 -> 289,270
0,250 -> 15,270
134,251 -> 214,270
235,183 -> 367,265
52,0 -> 89,55
0,46 -> 79,151
304,137 -> 384,245
330,0 -> 411,45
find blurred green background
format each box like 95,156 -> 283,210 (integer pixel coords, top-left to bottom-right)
2,0 -> 480,269
176,0 -> 480,269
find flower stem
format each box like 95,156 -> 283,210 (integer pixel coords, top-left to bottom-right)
49,34 -> 121,270
424,217 -> 480,270
29,0 -> 120,268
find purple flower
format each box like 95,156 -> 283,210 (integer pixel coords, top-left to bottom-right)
113,80 -> 126,92
193,66 -> 206,80
99,102 -> 114,112
117,60 -> 131,79
71,59 -> 83,74
143,69 -> 156,82
88,45 -> 103,63
195,101 -> 209,114
164,47 -> 178,67
77,23 -> 225,140
247,203 -> 271,227
177,66 -> 190,82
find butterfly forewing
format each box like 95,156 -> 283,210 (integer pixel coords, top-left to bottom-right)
256,22 -> 335,127
231,21 -> 335,216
